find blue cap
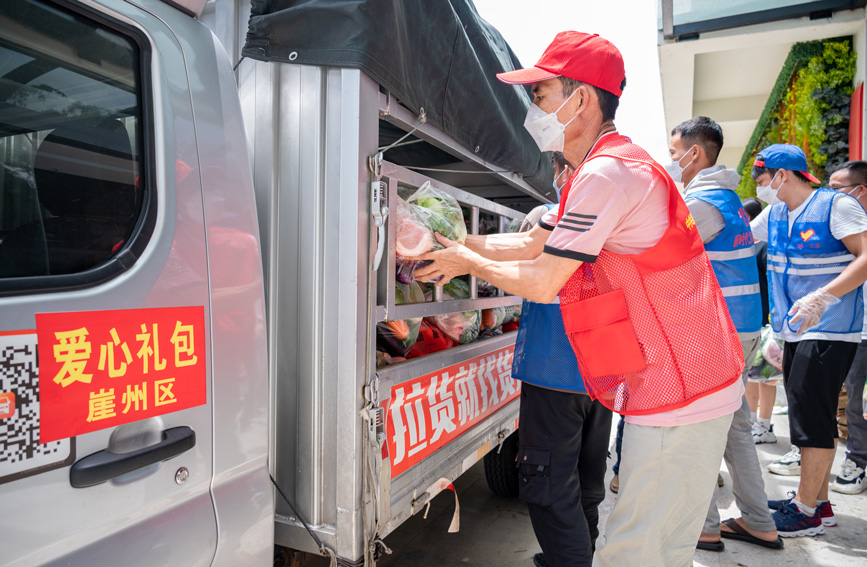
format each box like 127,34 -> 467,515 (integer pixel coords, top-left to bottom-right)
754,144 -> 821,184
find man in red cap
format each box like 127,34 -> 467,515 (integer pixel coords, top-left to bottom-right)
414,31 -> 742,567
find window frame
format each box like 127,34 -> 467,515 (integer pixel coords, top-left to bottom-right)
0,0 -> 158,297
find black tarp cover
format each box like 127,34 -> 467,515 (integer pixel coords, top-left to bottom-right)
242,0 -> 554,198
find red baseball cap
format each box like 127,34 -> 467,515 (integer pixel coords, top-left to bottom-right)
497,31 -> 626,97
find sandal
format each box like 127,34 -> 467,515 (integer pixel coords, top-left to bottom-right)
719,518 -> 784,549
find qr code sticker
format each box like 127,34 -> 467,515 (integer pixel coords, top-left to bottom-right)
0,331 -> 73,485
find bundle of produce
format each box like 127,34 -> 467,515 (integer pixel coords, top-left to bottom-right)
504,303 -> 522,323
480,306 -> 506,333
476,278 -> 499,297
746,325 -> 783,382
425,278 -> 481,344
395,257 -> 431,285
405,320 -> 456,359
394,182 -> 467,282
376,282 -> 425,357
501,304 -> 521,332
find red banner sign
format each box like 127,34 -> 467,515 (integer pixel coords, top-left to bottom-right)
36,307 -> 206,443
386,345 -> 519,477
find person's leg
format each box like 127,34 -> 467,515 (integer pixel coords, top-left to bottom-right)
578,399 -> 613,550
595,413 -> 733,567
833,343 -> 867,493
746,380 -> 759,418
843,342 -> 867,470
702,336 -> 777,540
518,383 -> 595,567
758,382 -> 777,420
797,447 -> 836,508
784,340 -> 855,510
719,396 -> 778,535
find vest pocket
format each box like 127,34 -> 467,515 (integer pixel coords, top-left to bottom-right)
560,288 -> 647,376
517,447 -> 552,506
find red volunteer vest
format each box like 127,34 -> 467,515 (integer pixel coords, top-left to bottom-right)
556,134 -> 743,415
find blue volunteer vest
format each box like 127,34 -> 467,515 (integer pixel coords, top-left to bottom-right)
512,205 -> 585,392
689,188 -> 763,335
767,188 -> 863,336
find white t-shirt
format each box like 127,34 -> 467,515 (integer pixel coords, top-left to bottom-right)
541,132 -> 743,426
750,192 -> 867,342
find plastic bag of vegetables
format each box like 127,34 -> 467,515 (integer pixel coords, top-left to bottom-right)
424,278 -> 481,344
481,306 -> 506,333
502,304 -> 521,332
394,182 -> 467,281
405,320 -> 456,359
376,282 -> 425,357
476,278 -> 499,297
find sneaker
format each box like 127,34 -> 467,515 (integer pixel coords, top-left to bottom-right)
752,421 -> 777,444
817,501 -> 837,527
769,493 -> 836,527
768,446 -> 800,475
533,552 -> 546,567
831,458 -> 867,495
768,491 -> 796,512
772,502 -> 825,537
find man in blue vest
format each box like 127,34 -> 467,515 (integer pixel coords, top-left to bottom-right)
668,116 -> 781,551
750,144 -> 867,537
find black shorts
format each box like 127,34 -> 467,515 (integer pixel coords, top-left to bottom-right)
783,340 -> 858,449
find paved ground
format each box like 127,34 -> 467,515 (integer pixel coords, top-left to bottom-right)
303,399 -> 867,566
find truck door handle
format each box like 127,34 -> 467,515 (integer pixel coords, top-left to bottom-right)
70,426 -> 196,488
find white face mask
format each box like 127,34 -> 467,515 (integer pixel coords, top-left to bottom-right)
552,168 -> 568,200
524,90 -> 578,153
756,172 -> 782,205
663,147 -> 696,184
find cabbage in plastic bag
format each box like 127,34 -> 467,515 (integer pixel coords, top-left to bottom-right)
424,278 -> 481,344
394,182 -> 467,281
504,304 -> 522,323
376,282 -> 425,357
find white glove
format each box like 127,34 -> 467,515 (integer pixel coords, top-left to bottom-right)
788,287 -> 839,334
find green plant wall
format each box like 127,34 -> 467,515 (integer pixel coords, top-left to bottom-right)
736,38 -> 856,198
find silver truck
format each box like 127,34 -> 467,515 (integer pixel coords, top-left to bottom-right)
0,0 -> 551,564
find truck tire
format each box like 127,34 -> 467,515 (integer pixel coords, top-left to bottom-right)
483,431 -> 519,497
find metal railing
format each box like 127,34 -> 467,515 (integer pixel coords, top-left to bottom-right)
375,160 -> 524,323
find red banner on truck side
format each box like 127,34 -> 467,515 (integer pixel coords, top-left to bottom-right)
36,307 -> 206,443
386,345 -> 519,477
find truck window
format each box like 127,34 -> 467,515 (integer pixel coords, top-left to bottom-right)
0,0 -> 145,281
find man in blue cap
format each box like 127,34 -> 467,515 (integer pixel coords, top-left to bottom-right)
749,143 -> 867,537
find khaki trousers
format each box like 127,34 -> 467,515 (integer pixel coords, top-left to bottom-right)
594,412 -> 733,567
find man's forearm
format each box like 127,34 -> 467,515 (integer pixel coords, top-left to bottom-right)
825,255 -> 867,298
464,232 -> 531,260
464,227 -> 547,262
469,253 -> 580,304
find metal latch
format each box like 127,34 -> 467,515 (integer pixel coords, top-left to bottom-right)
371,179 -> 389,270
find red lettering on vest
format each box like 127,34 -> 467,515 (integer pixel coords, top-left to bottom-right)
733,232 -> 755,248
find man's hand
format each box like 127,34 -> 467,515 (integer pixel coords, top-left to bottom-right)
788,287 -> 839,334
412,234 -> 478,285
